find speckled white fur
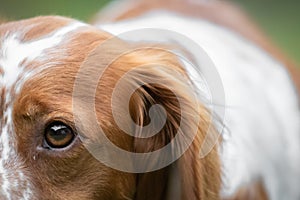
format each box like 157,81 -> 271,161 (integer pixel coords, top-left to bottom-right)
97,11 -> 300,200
0,21 -> 86,200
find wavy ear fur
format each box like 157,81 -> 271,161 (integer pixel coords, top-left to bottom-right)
123,48 -> 221,200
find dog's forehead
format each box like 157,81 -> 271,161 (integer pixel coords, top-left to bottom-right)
0,17 -> 87,87
0,16 -> 90,127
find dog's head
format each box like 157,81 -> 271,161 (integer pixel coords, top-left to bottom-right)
0,16 -> 220,200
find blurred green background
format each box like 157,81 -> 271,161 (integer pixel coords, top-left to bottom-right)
0,0 -> 299,65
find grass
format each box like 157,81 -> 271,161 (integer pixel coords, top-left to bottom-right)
0,0 -> 299,65
0,0 -> 109,21
233,0 -> 300,66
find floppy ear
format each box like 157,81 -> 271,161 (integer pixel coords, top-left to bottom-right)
122,48 -> 222,200
75,40 -> 221,199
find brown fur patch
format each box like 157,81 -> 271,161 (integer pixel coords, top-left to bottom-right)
224,181 -> 269,200
0,16 -> 72,42
0,17 -> 7,25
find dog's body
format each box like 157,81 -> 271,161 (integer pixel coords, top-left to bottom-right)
94,1 -> 300,199
0,0 -> 299,200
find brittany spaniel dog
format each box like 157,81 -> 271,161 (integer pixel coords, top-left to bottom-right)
0,0 -> 299,199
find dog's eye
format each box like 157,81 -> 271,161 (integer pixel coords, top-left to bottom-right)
44,122 -> 75,149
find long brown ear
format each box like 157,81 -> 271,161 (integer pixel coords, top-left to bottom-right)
121,48 -> 222,200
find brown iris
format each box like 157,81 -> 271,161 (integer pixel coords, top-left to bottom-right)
44,122 -> 75,149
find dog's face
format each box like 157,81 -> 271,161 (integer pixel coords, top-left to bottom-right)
0,16 -> 220,200
0,16 -> 137,200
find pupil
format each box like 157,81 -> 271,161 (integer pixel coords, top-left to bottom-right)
50,125 -> 69,140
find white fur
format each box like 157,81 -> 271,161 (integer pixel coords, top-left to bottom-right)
97,11 -> 300,200
0,22 -> 86,89
0,21 -> 86,200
